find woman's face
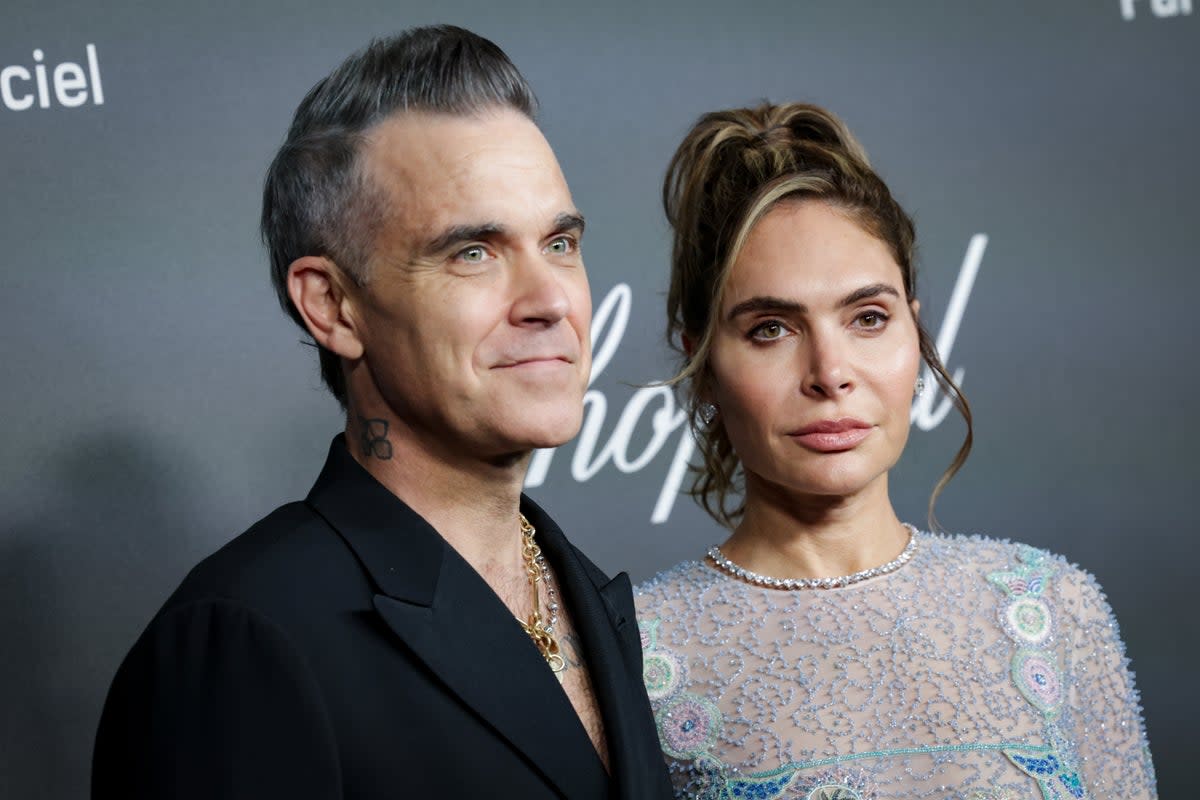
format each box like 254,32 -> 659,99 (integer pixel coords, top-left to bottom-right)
707,199 -> 921,501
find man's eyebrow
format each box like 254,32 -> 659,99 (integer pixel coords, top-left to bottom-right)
552,212 -> 586,236
420,223 -> 507,257
418,213 -> 585,258
726,296 -> 806,321
839,283 -> 901,307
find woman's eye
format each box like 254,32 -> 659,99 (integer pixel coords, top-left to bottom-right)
857,311 -> 888,329
750,321 -> 787,341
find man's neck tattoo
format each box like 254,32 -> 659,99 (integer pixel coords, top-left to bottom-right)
358,417 -> 393,460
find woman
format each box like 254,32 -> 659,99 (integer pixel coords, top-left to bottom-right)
635,103 -> 1155,800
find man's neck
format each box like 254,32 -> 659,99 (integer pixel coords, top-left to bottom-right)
344,413 -> 530,583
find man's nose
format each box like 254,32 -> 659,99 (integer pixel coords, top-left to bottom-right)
509,254 -> 571,326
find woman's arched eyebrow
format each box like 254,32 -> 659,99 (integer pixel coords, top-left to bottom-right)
726,284 -> 900,322
839,283 -> 900,307
726,296 -> 805,321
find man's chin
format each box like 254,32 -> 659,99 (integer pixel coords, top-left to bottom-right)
520,427 -> 581,453
501,415 -> 583,454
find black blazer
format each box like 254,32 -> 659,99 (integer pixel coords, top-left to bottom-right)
93,437 -> 672,799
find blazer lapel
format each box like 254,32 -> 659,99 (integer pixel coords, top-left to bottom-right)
371,553 -> 610,799
525,498 -> 672,799
305,438 -> 608,799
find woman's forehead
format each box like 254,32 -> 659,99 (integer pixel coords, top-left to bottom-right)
721,202 -> 905,309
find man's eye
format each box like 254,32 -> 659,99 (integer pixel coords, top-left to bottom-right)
546,236 -> 575,255
458,246 -> 487,263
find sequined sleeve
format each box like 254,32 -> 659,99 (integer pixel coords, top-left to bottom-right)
1054,564 -> 1157,798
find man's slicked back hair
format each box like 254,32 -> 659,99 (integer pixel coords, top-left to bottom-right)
261,25 -> 539,407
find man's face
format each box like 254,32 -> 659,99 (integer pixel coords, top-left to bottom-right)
348,108 -> 591,463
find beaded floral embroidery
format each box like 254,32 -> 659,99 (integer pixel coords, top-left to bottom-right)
673,749 -> 875,800
658,692 -> 723,759
714,769 -> 871,800
804,784 -> 863,800
1010,650 -> 1063,714
640,619 -> 724,762
644,649 -> 685,701
1007,597 -> 1052,646
988,546 -> 1087,800
640,608 -> 1050,800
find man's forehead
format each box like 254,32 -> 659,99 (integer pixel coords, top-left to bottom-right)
358,107 -> 576,256
364,108 -> 556,177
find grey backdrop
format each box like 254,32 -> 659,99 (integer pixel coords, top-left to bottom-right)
2,1 -> 1195,797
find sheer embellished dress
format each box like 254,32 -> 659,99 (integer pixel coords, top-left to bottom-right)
634,533 -> 1156,800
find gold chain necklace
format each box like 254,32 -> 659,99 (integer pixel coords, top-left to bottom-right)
517,514 -> 566,682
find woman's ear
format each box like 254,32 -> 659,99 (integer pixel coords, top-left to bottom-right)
287,256 -> 365,360
909,298 -> 921,320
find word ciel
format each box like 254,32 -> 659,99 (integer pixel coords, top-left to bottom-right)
527,234 -> 989,524
1120,0 -> 1192,19
1,45 -> 104,111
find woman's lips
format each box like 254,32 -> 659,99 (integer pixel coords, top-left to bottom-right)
790,419 -> 872,452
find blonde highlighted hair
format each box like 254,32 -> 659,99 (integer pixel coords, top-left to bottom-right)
664,102 -> 971,528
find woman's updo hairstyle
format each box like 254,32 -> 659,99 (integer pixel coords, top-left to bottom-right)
664,102 -> 971,528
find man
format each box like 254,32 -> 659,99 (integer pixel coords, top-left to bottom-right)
93,26 -> 672,799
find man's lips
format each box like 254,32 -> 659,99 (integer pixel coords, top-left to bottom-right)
790,418 -> 873,452
494,355 -> 575,368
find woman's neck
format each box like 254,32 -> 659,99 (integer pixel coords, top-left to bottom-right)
718,474 -> 910,580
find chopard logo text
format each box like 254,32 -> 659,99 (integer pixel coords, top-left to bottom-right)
526,234 -> 990,524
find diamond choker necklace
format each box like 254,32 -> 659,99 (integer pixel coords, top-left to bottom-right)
706,524 -> 919,590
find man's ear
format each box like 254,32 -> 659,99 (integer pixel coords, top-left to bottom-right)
287,256 -> 365,360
